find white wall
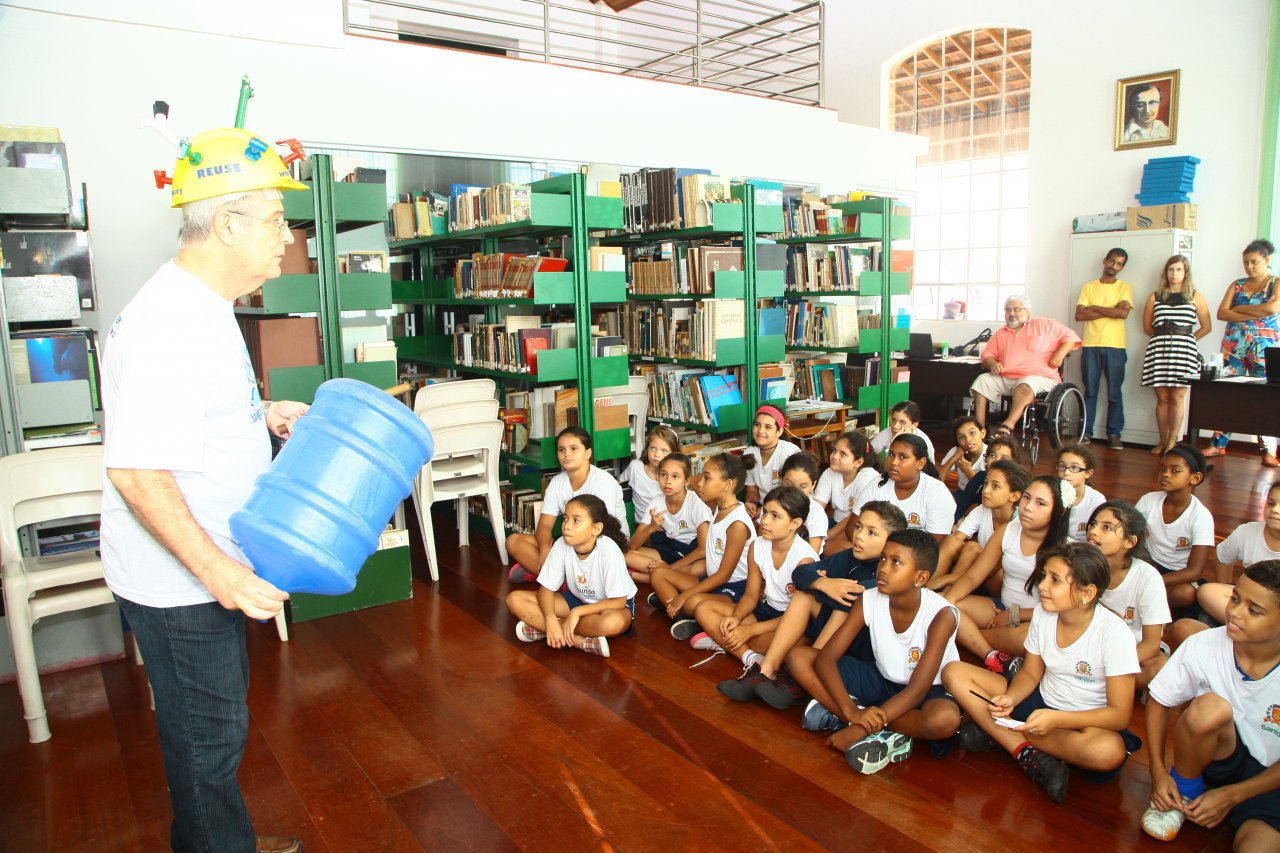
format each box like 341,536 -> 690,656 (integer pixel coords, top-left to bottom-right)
0,1 -> 925,330
823,0 -> 1272,360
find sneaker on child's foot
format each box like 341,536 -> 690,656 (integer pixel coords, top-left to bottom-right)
689,631 -> 724,652
670,618 -> 700,641
801,697 -> 854,733
1141,799 -> 1190,841
844,730 -> 914,775
984,650 -> 1024,681
508,564 -> 536,584
580,636 -> 610,658
754,669 -> 810,710
647,591 -> 662,609
956,719 -> 1000,753
515,621 -> 546,643
1017,746 -> 1069,803
717,662 -> 768,701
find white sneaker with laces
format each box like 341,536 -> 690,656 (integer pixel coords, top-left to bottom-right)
1141,799 -> 1190,841
515,621 -> 546,642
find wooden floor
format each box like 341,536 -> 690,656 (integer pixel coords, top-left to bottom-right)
2,440 -> 1273,852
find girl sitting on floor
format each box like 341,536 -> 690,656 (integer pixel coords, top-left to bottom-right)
1055,444 -> 1106,543
930,459 -> 1029,595
626,452 -> 711,585
814,430 -> 881,556
780,452 -> 829,553
744,405 -> 800,519
870,400 -> 937,463
943,542 -> 1142,804
1136,443 -> 1215,617
859,435 -> 955,541
621,425 -> 679,539
506,495 -> 637,658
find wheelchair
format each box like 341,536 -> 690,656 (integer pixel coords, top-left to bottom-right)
971,381 -> 1086,466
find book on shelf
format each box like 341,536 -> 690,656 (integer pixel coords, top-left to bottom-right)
786,245 -> 872,292
636,363 -> 743,428
622,168 -> 736,233
453,253 -> 569,299
784,301 -> 862,348
589,245 -> 625,272
448,182 -> 532,231
624,298 -> 743,361
500,408 -> 530,453
339,251 -> 387,273
696,374 -> 742,427
782,192 -> 854,238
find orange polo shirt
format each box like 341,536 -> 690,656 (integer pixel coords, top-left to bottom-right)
981,317 -> 1081,381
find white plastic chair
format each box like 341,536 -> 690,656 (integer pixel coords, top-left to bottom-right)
0,445 -> 116,743
420,399 -> 500,432
413,421 -> 507,581
414,378 -> 496,416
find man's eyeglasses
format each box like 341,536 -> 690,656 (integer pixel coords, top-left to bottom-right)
1055,463 -> 1087,474
230,211 -> 289,238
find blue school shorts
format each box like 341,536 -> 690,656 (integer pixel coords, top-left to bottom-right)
648,530 -> 697,564
713,579 -> 748,602
1204,726 -> 1280,832
835,657 -> 956,709
752,600 -> 786,623
801,604 -> 875,661
560,589 -> 636,637
1012,686 -> 1143,781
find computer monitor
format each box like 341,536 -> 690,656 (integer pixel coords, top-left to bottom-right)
908,333 -> 934,359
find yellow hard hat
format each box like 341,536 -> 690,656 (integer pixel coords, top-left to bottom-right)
162,127 -> 306,207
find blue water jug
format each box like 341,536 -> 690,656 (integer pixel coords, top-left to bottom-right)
230,379 -> 434,595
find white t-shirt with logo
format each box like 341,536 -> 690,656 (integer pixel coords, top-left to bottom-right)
1136,492 -> 1215,571
706,503 -> 756,582
1099,558 -> 1172,643
745,439 -> 800,494
805,499 -> 829,547
622,459 -> 662,531
999,519 -> 1042,610
1216,522 -> 1280,569
1024,604 -> 1140,712
1150,627 -> 1280,766
940,446 -> 986,489
538,536 -> 636,604
102,261 -> 271,608
871,426 -> 936,463
541,465 -> 630,536
752,536 -> 820,611
1067,485 -> 1107,543
859,475 -> 956,535
957,505 -> 1002,549
814,467 -> 880,523
862,587 -> 960,686
658,490 -> 713,545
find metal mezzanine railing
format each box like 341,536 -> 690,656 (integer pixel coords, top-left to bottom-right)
344,0 -> 824,106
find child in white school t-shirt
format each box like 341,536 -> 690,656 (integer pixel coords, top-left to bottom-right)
814,430 -> 882,557
869,400 -> 936,463
1136,443 -> 1215,615
857,434 -> 955,537
1054,444 -> 1106,543
1192,479 -> 1280,627
620,425 -> 679,536
743,405 -> 800,518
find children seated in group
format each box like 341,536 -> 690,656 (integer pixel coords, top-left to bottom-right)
938,415 -> 987,514
860,434 -> 956,539
505,495 -> 637,658
944,476 -> 1073,663
779,452 -> 828,553
1056,444 -> 1107,542
791,529 -> 962,775
626,452 -> 711,585
930,459 -> 1030,594
953,436 -> 1023,518
869,400 -> 937,463
1141,560 -> 1280,850
506,427 -> 630,582
814,430 -> 881,556
731,501 -> 907,709
620,426 -> 679,538
944,542 -> 1142,804
690,486 -> 818,687
1186,480 -> 1280,631
1089,501 -> 1171,685
1136,443 -> 1215,615
648,453 -> 756,645
744,405 -> 800,519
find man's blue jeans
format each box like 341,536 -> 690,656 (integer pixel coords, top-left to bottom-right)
116,595 -> 255,853
1081,346 -> 1126,438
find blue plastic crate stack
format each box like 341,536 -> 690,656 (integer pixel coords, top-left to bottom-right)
1136,155 -> 1199,206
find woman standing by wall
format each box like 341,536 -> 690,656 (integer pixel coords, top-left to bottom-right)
1208,239 -> 1280,466
1140,255 -> 1211,455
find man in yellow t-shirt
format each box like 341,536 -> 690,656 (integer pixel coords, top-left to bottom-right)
1075,248 -> 1133,451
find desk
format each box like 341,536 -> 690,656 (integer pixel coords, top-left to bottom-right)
903,357 -> 985,425
1186,378 -> 1280,440
786,403 -> 851,463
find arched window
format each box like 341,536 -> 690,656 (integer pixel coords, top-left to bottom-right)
890,28 -> 1031,321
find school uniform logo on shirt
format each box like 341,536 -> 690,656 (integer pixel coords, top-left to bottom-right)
1074,661 -> 1094,678
907,513 -> 921,526
908,647 -> 922,668
785,583 -> 796,597
1175,536 -> 1191,549
575,572 -> 598,600
771,471 -> 781,483
1122,606 -> 1135,624
677,520 -> 688,531
1076,521 -> 1087,535
1265,705 -> 1280,737
714,537 -> 724,556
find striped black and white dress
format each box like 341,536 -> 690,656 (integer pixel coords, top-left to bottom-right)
1142,297 -> 1202,387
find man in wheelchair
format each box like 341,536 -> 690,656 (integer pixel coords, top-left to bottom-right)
969,295 -> 1082,441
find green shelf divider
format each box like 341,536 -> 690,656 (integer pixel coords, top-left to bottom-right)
587,271 -> 627,303
756,335 -> 786,362
268,364 -> 326,404
262,274 -> 321,314
503,437 -> 559,471
391,279 -> 428,302
585,195 -> 624,230
707,271 -> 746,299
713,337 -> 747,366
755,269 -> 786,299
889,271 -> 912,296
888,326 -> 911,350
592,427 -> 632,462
712,402 -> 750,432
289,546 -> 411,622
341,360 -> 397,389
591,354 -> 629,387
337,272 -> 392,311
282,183 -> 315,220
886,381 -> 911,408
535,347 -> 578,382
333,182 -> 388,222
754,203 -> 784,234
530,272 -> 575,304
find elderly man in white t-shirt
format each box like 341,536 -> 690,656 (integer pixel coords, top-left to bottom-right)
102,127 -> 309,853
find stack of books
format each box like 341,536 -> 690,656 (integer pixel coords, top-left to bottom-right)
784,301 -> 867,348
621,169 -> 735,233
637,364 -> 744,427
624,299 -> 744,361
453,253 -> 569,299
448,182 -> 532,231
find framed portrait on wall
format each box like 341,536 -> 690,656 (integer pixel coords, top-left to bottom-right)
1115,70 -> 1180,150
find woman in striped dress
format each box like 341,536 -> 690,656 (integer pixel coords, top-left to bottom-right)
1141,255 -> 1211,454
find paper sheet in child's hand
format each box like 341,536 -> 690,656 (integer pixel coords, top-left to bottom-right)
993,716 -> 1025,729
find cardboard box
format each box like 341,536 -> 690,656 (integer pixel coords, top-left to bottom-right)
1127,203 -> 1197,231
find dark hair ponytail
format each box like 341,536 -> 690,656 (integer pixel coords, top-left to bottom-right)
566,494 -> 629,553
1087,500 -> 1151,569
780,451 -> 820,484
762,485 -> 810,542
881,434 -> 939,486
707,452 -> 751,490
835,429 -> 881,474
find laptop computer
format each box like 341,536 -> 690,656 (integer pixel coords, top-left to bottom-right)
908,333 -> 934,359
1265,346 -> 1280,384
